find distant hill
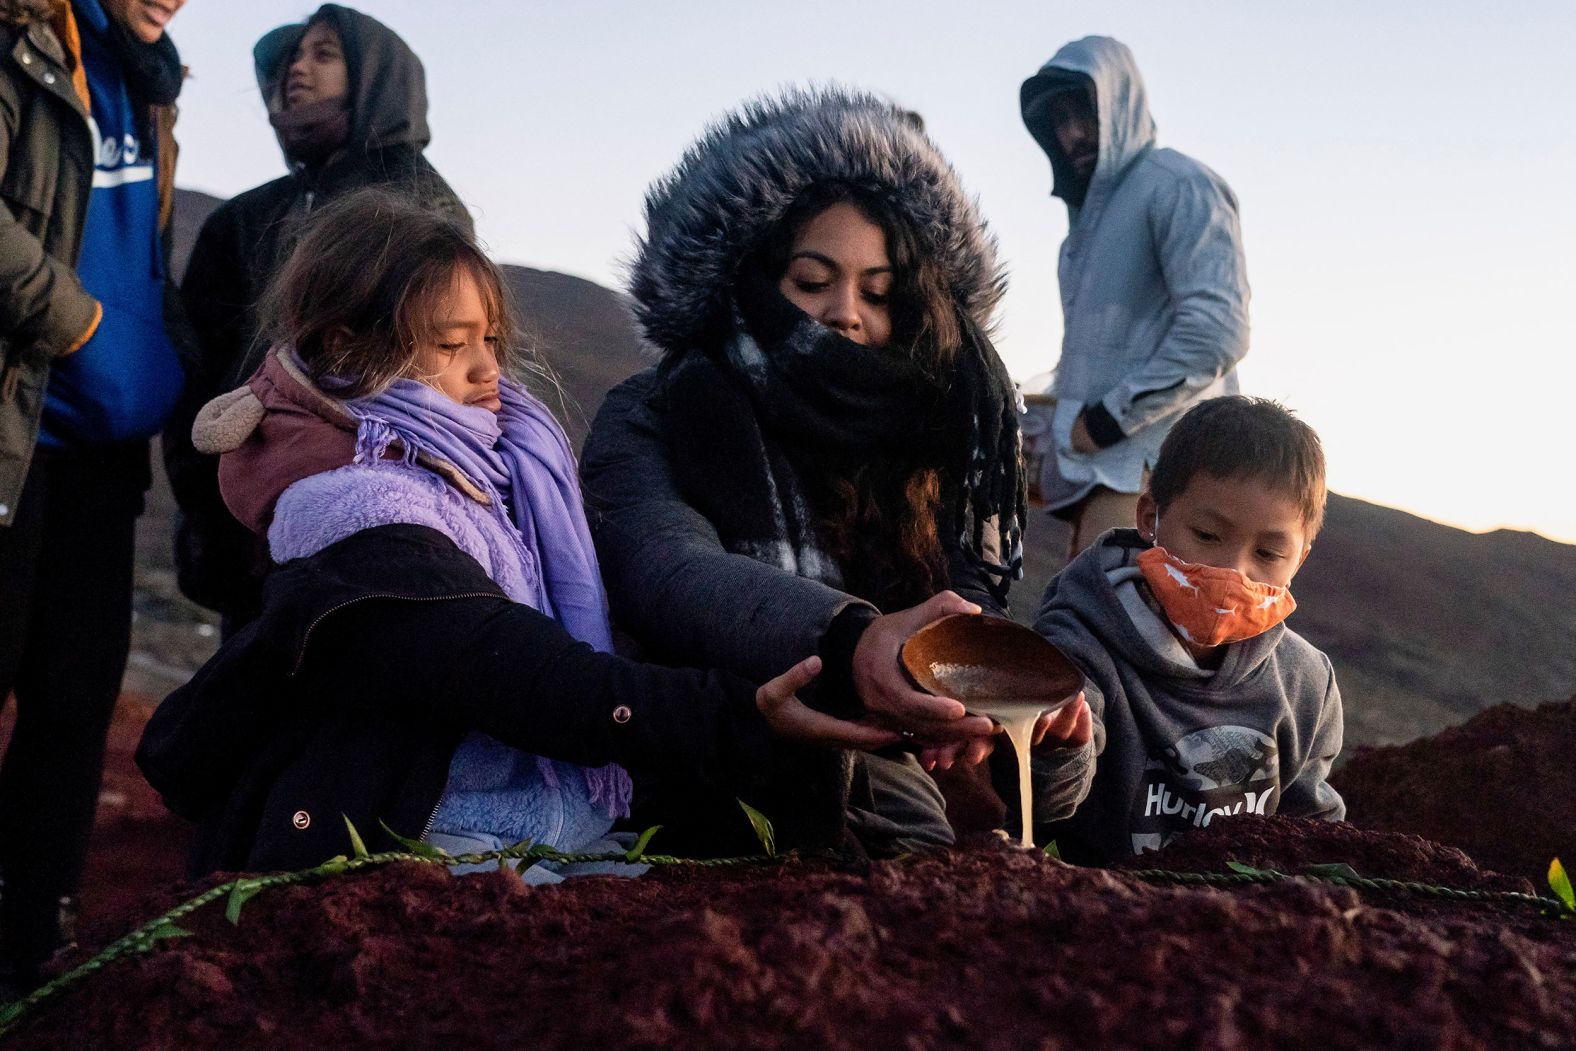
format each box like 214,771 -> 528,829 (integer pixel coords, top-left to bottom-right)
148,189 -> 1576,750
1287,498 -> 1576,747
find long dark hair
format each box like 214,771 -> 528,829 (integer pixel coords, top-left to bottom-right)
749,182 -> 963,609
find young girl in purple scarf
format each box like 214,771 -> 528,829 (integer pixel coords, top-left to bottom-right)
136,188 -> 898,877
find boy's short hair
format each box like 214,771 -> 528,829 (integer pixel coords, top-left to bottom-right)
1148,396 -> 1327,536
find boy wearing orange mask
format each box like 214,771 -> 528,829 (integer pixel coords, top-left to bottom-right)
1030,396 -> 1343,863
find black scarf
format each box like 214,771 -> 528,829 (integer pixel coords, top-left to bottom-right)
664,275 -> 1025,605
104,16 -> 183,108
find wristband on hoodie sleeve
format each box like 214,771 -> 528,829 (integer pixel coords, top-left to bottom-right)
1082,401 -> 1125,449
61,301 -> 103,356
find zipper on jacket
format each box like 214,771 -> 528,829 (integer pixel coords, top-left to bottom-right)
290,590 -> 500,676
419,797 -> 442,845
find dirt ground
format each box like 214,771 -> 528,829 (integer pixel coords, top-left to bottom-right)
5,697 -> 1576,1050
8,821 -> 1575,1051
1334,695 -> 1576,886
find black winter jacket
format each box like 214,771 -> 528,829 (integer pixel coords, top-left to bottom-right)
136,523 -> 773,876
162,4 -> 468,614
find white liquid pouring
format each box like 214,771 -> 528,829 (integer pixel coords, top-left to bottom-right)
971,698 -> 1052,848
928,661 -> 1067,848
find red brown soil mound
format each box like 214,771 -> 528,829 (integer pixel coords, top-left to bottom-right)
8,835 -> 1575,1050
1109,814 -> 1535,895
1333,696 -> 1576,886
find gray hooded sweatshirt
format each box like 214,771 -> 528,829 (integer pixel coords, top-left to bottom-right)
1031,529 -> 1343,864
1021,37 -> 1251,511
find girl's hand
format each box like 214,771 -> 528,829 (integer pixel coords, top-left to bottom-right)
756,656 -> 903,751
919,734 -> 999,772
1070,412 -> 1100,454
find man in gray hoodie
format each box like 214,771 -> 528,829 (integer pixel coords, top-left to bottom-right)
1031,397 -> 1343,864
1021,36 -> 1250,559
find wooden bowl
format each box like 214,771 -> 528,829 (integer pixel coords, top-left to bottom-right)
900,614 -> 1084,709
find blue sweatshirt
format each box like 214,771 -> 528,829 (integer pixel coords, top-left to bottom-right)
40,0 -> 184,448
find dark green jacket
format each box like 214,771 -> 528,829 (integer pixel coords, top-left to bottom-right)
0,0 -> 180,526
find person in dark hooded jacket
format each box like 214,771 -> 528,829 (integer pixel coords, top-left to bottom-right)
163,3 -> 467,629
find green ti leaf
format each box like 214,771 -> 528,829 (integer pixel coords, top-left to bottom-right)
143,920 -> 194,943
625,825 -> 663,862
0,1000 -> 27,1030
1226,860 -> 1275,878
1042,840 -> 1062,861
318,854 -> 350,875
1549,858 -> 1575,912
1300,862 -> 1362,881
499,837 -> 542,876
379,821 -> 449,859
737,799 -> 777,858
343,816 -> 370,859
130,920 -> 194,953
224,879 -> 267,926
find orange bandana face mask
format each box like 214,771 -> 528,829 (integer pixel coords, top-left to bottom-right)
1136,546 -> 1296,649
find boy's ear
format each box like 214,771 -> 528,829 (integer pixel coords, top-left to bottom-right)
1296,541 -> 1314,571
1135,490 -> 1157,542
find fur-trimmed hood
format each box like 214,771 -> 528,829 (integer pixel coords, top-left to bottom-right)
628,87 -> 1006,356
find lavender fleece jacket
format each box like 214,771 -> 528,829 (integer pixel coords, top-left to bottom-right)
269,460 -> 617,851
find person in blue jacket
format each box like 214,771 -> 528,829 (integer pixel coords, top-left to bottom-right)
0,0 -> 189,993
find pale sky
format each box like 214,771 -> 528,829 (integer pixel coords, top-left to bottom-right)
166,1 -> 1576,542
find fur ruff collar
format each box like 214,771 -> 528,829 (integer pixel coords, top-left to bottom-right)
628,86 -> 1006,357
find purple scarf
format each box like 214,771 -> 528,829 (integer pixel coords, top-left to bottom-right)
347,375 -> 629,813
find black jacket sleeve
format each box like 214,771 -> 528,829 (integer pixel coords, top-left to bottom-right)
306,589 -> 776,797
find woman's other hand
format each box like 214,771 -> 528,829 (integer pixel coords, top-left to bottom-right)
919,734 -> 998,772
757,656 -> 903,751
851,590 -> 997,742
